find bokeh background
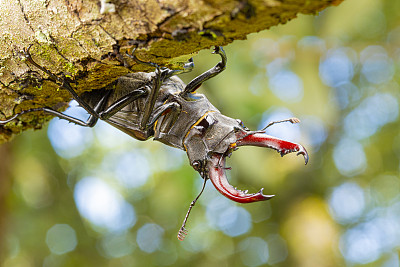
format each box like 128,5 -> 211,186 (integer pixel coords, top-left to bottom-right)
1,0 -> 400,266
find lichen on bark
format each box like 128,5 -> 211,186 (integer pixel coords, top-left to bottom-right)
0,0 -> 343,143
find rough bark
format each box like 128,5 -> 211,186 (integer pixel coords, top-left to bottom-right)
0,0 -> 343,143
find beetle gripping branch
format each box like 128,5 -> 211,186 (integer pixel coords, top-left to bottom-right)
0,46 -> 308,241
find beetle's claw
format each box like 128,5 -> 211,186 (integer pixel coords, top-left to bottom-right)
205,131 -> 308,204
297,146 -> 309,165
236,132 -> 308,165
207,153 -> 275,203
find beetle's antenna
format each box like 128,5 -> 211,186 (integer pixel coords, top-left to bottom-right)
236,117 -> 302,143
177,177 -> 208,241
260,117 -> 300,131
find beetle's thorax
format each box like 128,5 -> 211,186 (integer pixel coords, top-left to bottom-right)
153,85 -> 220,151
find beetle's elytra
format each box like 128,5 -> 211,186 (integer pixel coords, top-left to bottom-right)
0,46 -> 308,240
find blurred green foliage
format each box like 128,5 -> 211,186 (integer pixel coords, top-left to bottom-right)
1,0 -> 400,266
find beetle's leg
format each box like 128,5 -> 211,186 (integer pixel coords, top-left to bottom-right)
126,47 -> 167,130
127,45 -> 194,79
0,107 -> 93,126
23,45 -> 98,116
126,47 -> 160,71
126,46 -> 194,77
126,47 -> 161,123
1,85 -> 150,127
12,46 -> 149,127
177,175 -> 208,241
165,58 -> 194,78
180,57 -> 195,73
261,117 -> 300,131
126,47 -> 189,130
181,46 -> 227,96
146,102 -> 181,129
0,90 -> 114,127
98,87 -> 149,120
102,44 -> 130,68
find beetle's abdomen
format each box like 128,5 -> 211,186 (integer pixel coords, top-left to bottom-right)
103,73 -> 155,140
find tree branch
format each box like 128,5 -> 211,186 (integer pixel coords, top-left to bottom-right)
0,0 -> 343,143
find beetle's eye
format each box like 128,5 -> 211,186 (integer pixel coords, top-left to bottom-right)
196,115 -> 215,135
198,115 -> 213,129
192,160 -> 202,171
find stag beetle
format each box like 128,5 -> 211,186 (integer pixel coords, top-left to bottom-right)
1,46 -> 308,240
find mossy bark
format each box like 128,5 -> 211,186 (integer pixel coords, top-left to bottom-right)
0,0 -> 343,143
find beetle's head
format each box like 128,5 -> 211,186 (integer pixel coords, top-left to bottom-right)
183,112 -> 308,203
